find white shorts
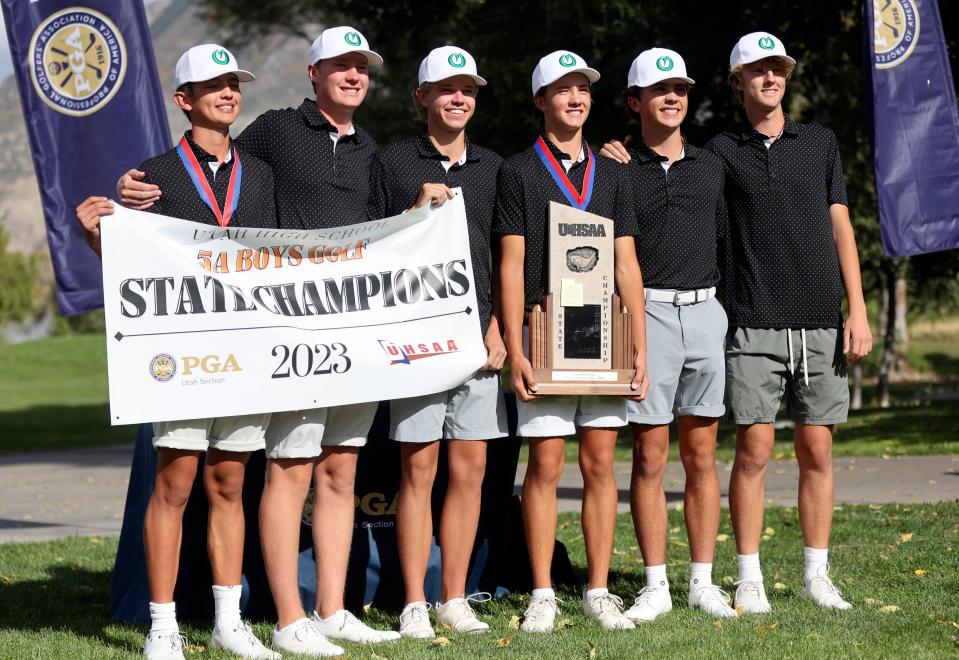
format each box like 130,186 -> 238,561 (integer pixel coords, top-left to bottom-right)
152,414 -> 270,453
265,402 -> 378,459
517,327 -> 627,437
391,371 -> 508,442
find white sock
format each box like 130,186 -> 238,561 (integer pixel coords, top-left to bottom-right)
804,547 -> 829,584
212,585 -> 242,631
737,553 -> 763,583
317,609 -> 346,623
583,586 -> 608,600
689,562 -> 713,593
531,587 -> 555,600
149,601 -> 178,634
644,564 -> 668,590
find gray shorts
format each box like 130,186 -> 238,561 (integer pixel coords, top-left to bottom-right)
153,414 -> 270,452
627,295 -> 727,425
264,402 -> 378,459
390,370 -> 508,442
726,327 -> 849,425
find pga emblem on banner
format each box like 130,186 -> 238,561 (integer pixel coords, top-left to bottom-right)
100,191 -> 486,425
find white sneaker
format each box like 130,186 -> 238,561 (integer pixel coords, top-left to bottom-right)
624,586 -> 672,622
143,630 -> 186,660
271,618 -> 344,657
581,592 -> 635,630
399,601 -> 435,639
436,593 -> 491,634
212,621 -> 281,659
802,568 -> 852,610
689,585 -> 737,618
521,594 -> 561,633
734,580 -> 772,614
313,609 -> 401,644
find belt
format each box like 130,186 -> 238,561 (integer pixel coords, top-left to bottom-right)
645,287 -> 716,306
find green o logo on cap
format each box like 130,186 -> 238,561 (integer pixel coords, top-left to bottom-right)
758,36 -> 775,50
656,56 -> 674,71
211,49 -> 230,65
448,52 -> 466,68
344,31 -> 362,46
559,53 -> 577,67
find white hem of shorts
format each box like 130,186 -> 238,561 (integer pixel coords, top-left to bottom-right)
153,437 -> 263,453
627,413 -> 674,425
318,437 -> 366,448
393,429 -> 507,443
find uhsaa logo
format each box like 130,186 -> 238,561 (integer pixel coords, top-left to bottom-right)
181,354 -> 242,376
379,339 -> 459,365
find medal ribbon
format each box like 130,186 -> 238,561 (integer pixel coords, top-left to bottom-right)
533,135 -> 594,210
176,136 -> 242,227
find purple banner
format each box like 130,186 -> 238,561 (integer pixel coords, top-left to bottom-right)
2,0 -> 170,314
865,0 -> 959,257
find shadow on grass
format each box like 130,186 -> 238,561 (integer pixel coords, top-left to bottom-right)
0,564 -> 141,656
0,404 -> 134,455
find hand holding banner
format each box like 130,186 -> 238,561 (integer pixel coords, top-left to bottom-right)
101,191 -> 485,425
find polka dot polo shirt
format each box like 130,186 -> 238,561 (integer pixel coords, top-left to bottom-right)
706,118 -> 848,330
235,98 -> 378,230
367,132 -> 502,335
493,136 -> 637,314
624,140 -> 726,290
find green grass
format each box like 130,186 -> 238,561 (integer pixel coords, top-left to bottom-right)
1,333 -> 958,458
0,335 -> 134,453
1,503 -> 957,658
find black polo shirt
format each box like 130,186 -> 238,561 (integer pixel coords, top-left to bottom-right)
706,118 -> 847,329
236,98 -> 377,230
493,136 -> 637,313
141,130 -> 276,228
367,132 -> 501,335
625,140 -> 725,290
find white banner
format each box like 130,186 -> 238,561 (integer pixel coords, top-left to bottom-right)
100,191 -> 485,425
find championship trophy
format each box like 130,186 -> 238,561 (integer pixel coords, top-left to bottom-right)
527,202 -> 636,395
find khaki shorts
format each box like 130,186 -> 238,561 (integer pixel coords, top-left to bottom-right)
265,403 -> 378,459
153,414 -> 270,453
726,327 -> 849,425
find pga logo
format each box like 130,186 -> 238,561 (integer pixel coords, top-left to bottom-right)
181,354 -> 242,376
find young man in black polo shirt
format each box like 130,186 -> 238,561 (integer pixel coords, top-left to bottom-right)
706,32 -> 872,613
495,50 -> 648,634
77,45 -> 279,660
367,45 -> 507,639
599,47 -> 736,622
116,26 -> 398,654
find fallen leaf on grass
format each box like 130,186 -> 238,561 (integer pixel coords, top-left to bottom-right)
736,605 -> 746,616
560,521 -> 571,530
716,533 -> 729,542
588,642 -> 597,658
556,618 -> 575,630
669,526 -> 681,534
756,623 -> 779,632
863,598 -> 880,605
713,619 -> 723,630
494,638 -> 511,648
432,636 -> 450,647
671,539 -> 689,548
764,527 -> 775,536
370,649 -> 390,660
508,615 -> 521,629
915,569 -> 928,576
879,605 -> 900,613
722,576 -> 735,585
899,533 -> 913,543
186,644 -> 205,653
363,603 -> 372,614
773,582 -> 787,590
936,620 -> 959,629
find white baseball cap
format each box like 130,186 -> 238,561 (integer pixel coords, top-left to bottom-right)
174,44 -> 254,89
627,48 -> 694,88
532,50 -> 600,95
310,26 -> 383,66
729,31 -> 796,70
418,46 -> 487,86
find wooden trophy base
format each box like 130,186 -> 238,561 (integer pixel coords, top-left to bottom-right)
527,293 -> 636,396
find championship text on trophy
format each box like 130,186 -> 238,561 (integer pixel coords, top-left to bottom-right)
527,202 -> 635,395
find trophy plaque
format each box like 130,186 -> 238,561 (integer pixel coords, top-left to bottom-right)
527,202 -> 636,395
